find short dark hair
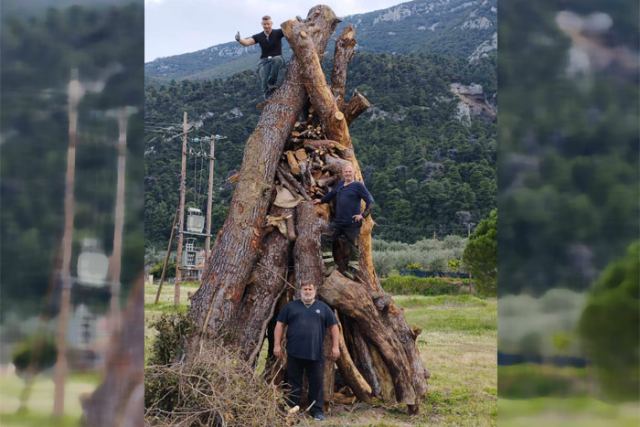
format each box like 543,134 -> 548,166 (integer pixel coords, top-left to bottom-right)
262,15 -> 272,21
300,283 -> 316,289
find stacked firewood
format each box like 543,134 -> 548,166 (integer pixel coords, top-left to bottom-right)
275,107 -> 352,202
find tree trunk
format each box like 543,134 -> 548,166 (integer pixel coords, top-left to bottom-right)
331,25 -> 357,110
81,277 -> 144,427
293,201 -> 324,287
189,5 -> 340,342
231,206 -> 293,365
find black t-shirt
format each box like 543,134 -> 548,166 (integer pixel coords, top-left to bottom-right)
321,180 -> 374,226
276,299 -> 337,361
251,29 -> 285,58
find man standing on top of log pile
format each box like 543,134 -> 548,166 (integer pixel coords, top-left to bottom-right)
313,163 -> 374,280
235,15 -> 287,99
274,283 -> 340,421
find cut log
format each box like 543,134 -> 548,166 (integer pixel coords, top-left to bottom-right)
277,168 -> 304,201
344,90 -> 372,125
341,317 -> 381,397
302,139 -> 348,153
319,270 -> 417,404
334,313 -> 372,402
331,25 -> 357,111
189,5 -> 340,342
285,151 -> 301,175
323,154 -> 352,172
317,174 -> 338,188
278,164 -> 311,201
380,301 -> 430,398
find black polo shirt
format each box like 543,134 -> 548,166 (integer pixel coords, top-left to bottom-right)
277,299 -> 337,361
251,29 -> 285,58
321,180 -> 374,226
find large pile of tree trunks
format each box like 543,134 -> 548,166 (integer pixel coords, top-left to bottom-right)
188,5 -> 429,414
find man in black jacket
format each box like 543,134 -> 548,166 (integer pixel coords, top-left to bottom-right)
313,163 -> 374,280
235,15 -> 286,99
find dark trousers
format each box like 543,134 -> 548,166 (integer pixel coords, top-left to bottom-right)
286,355 -> 324,415
321,222 -> 361,276
257,55 -> 286,99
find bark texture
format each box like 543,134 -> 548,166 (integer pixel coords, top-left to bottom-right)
186,4 -> 428,413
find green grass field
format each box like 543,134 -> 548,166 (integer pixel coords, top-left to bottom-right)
0,371 -> 99,427
145,282 -> 498,426
499,397 -> 640,427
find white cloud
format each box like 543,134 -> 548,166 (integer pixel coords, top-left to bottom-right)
145,0 -> 410,62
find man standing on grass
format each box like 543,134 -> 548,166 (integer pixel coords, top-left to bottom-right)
313,163 -> 374,280
235,15 -> 287,99
274,283 -> 340,421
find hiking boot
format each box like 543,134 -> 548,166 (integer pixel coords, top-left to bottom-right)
322,251 -> 336,276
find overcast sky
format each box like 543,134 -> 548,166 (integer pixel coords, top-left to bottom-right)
145,0 -> 408,62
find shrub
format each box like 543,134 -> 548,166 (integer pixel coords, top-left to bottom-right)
463,209 -> 497,295
578,241 -> 639,400
147,312 -> 195,366
373,236 -> 468,277
12,333 -> 57,378
499,365 -> 590,398
381,275 -> 469,296
149,260 -> 176,280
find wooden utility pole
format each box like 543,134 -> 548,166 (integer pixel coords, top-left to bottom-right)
53,68 -> 82,417
154,209 -> 179,304
174,111 -> 188,305
108,107 -> 134,333
204,136 -> 216,258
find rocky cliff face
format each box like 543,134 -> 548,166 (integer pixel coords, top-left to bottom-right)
450,82 -> 496,123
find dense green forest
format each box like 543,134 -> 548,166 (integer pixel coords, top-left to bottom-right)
0,4 -> 144,312
144,52 -> 497,245
498,0 -> 639,295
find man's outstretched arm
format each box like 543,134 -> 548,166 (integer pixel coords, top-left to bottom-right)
235,31 -> 256,47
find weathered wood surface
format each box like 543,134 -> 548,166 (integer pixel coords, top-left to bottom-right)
189,5 -> 340,341
232,206 -> 293,365
331,25 -> 357,110
319,270 -> 417,404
